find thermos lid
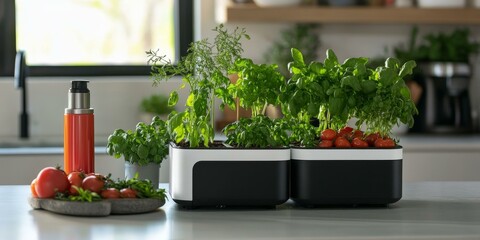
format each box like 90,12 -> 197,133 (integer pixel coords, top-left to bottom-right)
70,80 -> 90,93
66,80 -> 93,114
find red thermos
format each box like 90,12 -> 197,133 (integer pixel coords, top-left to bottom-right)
64,80 -> 95,174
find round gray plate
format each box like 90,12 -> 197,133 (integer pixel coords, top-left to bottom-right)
29,197 -> 165,217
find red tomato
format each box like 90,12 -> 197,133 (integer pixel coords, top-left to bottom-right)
337,126 -> 353,138
318,140 -> 333,148
35,167 -> 70,199
82,175 -> 105,194
30,178 -> 38,198
365,133 -> 380,147
101,188 -> 120,199
351,137 -> 369,148
340,126 -> 354,133
334,137 -> 351,148
352,130 -> 364,139
320,129 -> 337,141
68,171 -> 85,195
375,138 -> 396,148
120,188 -> 137,198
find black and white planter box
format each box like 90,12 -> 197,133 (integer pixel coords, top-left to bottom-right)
291,147 -> 403,206
169,143 -> 290,207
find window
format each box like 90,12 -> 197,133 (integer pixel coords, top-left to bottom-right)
0,0 -> 192,76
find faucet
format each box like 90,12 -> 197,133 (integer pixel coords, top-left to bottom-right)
14,51 -> 29,139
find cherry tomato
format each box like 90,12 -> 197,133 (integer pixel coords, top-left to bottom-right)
352,130 -> 364,139
320,129 -> 337,141
351,137 -> 369,148
334,137 -> 351,148
68,171 -> 85,195
35,167 -> 70,199
365,133 -> 380,147
120,188 -> 137,198
375,138 -> 396,148
340,126 -> 354,133
30,178 -> 38,198
82,175 -> 105,194
318,140 -> 333,148
337,126 -> 354,138
101,188 -> 120,199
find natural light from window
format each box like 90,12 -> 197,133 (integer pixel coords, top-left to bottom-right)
16,0 -> 175,66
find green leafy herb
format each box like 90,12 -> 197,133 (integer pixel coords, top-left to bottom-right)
148,24 -> 249,147
283,48 -> 418,145
223,115 -> 289,148
107,116 -> 170,166
230,58 -> 285,117
55,186 -> 101,202
106,175 -> 167,200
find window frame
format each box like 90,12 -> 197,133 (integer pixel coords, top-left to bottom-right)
0,0 -> 193,77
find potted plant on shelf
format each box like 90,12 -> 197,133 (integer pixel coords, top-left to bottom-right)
283,48 -> 417,206
148,25 -> 290,208
106,116 -> 170,189
139,93 -> 174,122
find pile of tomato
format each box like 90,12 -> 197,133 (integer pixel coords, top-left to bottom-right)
319,126 -> 396,148
30,167 -> 136,199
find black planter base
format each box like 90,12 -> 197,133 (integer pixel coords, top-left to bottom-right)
172,160 -> 290,208
291,159 -> 402,206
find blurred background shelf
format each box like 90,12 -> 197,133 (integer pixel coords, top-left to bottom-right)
223,4 -> 480,24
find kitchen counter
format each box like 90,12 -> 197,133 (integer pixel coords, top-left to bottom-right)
397,134 -> 480,152
2,182 -> 480,240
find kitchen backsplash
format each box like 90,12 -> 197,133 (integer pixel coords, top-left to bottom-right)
0,76 -> 189,141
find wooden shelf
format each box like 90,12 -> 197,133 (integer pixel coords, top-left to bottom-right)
224,4 -> 480,24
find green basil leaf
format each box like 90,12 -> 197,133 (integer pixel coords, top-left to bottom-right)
307,102 -> 319,116
309,62 -> 324,75
137,144 -> 149,159
348,96 -> 356,107
341,76 -> 361,91
385,58 -> 401,69
379,68 -> 396,86
310,82 -> 324,98
328,97 -> 346,116
168,91 -> 179,107
186,93 -> 195,107
361,80 -> 377,94
296,77 -> 304,88
325,49 -> 339,68
399,60 -> 417,78
400,86 -> 411,99
291,48 -> 305,66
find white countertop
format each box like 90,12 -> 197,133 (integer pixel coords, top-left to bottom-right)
2,182 -> 480,240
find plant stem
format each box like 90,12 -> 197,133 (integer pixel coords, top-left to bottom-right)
261,102 -> 268,116
236,98 -> 240,121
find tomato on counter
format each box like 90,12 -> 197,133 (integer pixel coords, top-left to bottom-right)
35,167 -> 70,198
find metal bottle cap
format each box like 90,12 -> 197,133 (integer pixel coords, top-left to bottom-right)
65,80 -> 94,114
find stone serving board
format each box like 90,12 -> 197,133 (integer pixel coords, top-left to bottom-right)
29,197 -> 165,217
